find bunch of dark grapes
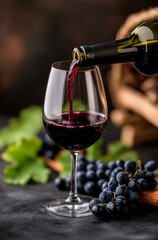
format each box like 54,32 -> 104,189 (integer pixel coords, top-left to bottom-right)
90,159 -> 157,219
55,155 -> 157,218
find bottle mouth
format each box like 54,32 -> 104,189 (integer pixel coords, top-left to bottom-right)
73,47 -> 86,64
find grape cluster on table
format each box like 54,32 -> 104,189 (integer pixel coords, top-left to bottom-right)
55,155 -> 157,219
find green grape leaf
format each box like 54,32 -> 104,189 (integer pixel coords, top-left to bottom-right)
0,105 -> 43,148
2,137 -> 51,185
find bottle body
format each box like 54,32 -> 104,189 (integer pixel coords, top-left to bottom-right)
73,19 -> 158,76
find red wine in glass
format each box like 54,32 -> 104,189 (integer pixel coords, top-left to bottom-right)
44,111 -> 107,152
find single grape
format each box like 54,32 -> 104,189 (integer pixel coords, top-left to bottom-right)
91,203 -> 108,217
110,167 -> 123,179
101,181 -> 109,190
86,163 -> 96,171
96,169 -> 105,179
108,179 -> 118,191
128,180 -> 139,191
116,185 -> 128,197
116,196 -> 127,206
134,170 -> 145,179
137,178 -> 148,191
86,170 -> 96,181
99,190 -> 113,203
84,181 -> 96,195
116,172 -> 129,184
108,161 -> 117,170
116,160 -> 124,168
145,160 -> 157,171
97,162 -> 107,171
145,171 -> 155,181
89,198 -> 101,210
124,160 -> 136,173
106,201 -> 120,218
116,196 -> 129,216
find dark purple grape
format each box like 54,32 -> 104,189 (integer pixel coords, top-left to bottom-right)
108,161 -> 117,170
116,172 -> 129,184
89,198 -> 101,210
145,160 -> 157,171
137,178 -> 148,191
86,163 -> 96,171
145,171 -> 155,181
106,201 -> 120,218
86,170 -> 96,181
116,196 -> 129,216
134,170 -> 145,179
124,160 -> 136,173
84,181 -> 96,195
108,179 -> 118,191
99,190 -> 113,203
128,180 -> 140,191
116,185 -> 128,197
116,160 -> 124,168
110,167 -> 123,179
97,162 -> 107,171
96,169 -> 105,179
91,203 -> 108,217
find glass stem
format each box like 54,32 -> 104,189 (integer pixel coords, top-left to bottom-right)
66,152 -> 81,203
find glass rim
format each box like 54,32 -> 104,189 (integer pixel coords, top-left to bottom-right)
51,60 -> 99,72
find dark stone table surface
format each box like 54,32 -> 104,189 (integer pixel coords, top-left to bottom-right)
0,120 -> 158,240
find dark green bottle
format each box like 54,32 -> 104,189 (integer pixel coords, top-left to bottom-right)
73,19 -> 158,76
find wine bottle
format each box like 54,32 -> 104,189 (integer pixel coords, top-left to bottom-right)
73,19 -> 158,76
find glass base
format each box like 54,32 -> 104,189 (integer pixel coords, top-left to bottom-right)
46,196 -> 93,218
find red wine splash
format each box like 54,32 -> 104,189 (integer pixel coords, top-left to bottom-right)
67,59 -> 79,123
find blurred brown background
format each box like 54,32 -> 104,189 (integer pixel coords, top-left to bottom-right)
0,0 -> 157,116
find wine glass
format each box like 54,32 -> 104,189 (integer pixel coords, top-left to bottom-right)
43,60 -> 108,217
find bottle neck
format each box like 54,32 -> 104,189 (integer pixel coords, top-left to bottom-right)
73,36 -> 139,66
